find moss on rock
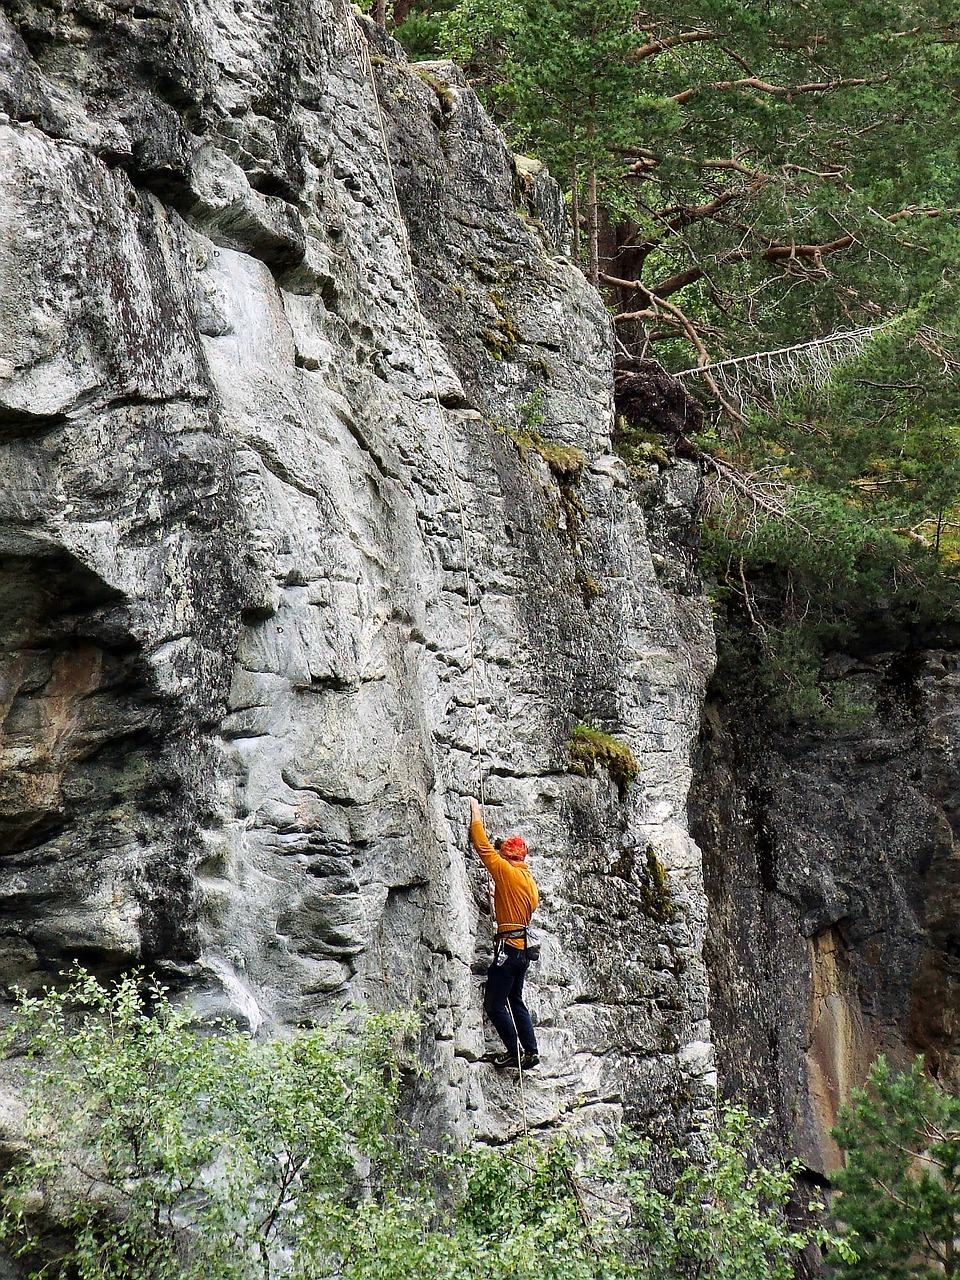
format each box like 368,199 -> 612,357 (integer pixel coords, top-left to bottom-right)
639,846 -> 676,922
568,724 -> 639,796
510,428 -> 585,485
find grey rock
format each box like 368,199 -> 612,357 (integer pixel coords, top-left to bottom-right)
693,650 -> 960,1175
0,0 -> 715,1158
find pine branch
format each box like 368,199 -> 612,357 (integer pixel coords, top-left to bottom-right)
672,320 -> 899,411
695,74 -> 887,101
618,183 -> 766,261
648,233 -> 857,299
614,194 -> 957,303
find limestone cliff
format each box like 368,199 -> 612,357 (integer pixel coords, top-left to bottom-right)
0,0 -> 715,1144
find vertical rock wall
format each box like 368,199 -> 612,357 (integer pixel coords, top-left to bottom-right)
0,0 -> 715,1144
692,650 -> 960,1174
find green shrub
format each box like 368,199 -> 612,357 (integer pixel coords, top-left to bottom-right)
0,969 -> 843,1280
829,1056 -> 960,1280
0,967 -> 414,1280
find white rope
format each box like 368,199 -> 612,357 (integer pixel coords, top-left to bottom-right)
346,13 -> 486,814
349,13 -> 530,1133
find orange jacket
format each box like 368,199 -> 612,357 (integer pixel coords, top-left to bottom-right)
470,817 -> 539,949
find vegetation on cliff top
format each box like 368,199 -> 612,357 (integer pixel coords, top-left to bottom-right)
381,0 -> 960,724
396,0 -> 960,365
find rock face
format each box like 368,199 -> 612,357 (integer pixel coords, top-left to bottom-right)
692,650 -> 960,1175
0,0 -> 715,1142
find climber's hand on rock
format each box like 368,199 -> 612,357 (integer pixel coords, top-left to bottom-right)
467,797 -> 482,822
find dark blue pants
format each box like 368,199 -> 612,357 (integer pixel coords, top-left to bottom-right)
484,947 -> 538,1057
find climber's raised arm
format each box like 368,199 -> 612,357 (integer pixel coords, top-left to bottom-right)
468,796 -> 499,872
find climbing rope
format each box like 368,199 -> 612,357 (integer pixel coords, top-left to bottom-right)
345,12 -> 485,815
346,14 -> 529,1133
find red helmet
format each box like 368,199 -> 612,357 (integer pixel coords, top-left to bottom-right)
500,835 -> 528,862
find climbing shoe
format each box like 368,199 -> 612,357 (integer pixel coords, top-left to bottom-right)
490,1052 -> 520,1070
520,1051 -> 540,1070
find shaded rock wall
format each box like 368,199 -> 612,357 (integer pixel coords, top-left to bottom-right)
692,650 -> 960,1175
0,0 -> 715,1143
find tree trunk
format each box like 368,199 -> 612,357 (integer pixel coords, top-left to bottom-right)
570,163 -> 581,260
374,0 -> 386,25
586,164 -> 599,287
585,121 -> 599,286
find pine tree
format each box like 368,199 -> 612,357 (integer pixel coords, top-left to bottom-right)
831,1057 -> 960,1280
436,0 -> 960,366
443,0 -> 670,285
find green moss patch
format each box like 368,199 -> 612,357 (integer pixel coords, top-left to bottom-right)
639,846 -> 676,922
510,428 -> 585,485
580,574 -> 600,606
568,724 -> 639,796
481,289 -> 522,360
481,318 -> 520,360
612,414 -> 674,470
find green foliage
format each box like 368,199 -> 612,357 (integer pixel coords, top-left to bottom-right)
830,1056 -> 960,1279
568,723 -> 639,795
0,971 -> 841,1280
440,0 -> 663,194
392,0 -> 456,59
432,0 -> 960,360
741,312 -> 960,552
701,314 -> 960,727
613,1107 -> 842,1280
0,967 -> 414,1280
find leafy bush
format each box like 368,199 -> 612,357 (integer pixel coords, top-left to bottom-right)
0,967 -> 414,1280
0,969 -> 841,1280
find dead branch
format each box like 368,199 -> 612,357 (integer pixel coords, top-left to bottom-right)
634,29 -> 717,61
711,74 -> 885,97
738,555 -> 766,633
603,273 -> 743,422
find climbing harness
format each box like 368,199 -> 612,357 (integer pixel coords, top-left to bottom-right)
495,927 -> 540,962
347,12 -> 530,1133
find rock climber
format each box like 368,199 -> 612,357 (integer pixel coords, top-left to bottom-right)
467,797 -> 540,1070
